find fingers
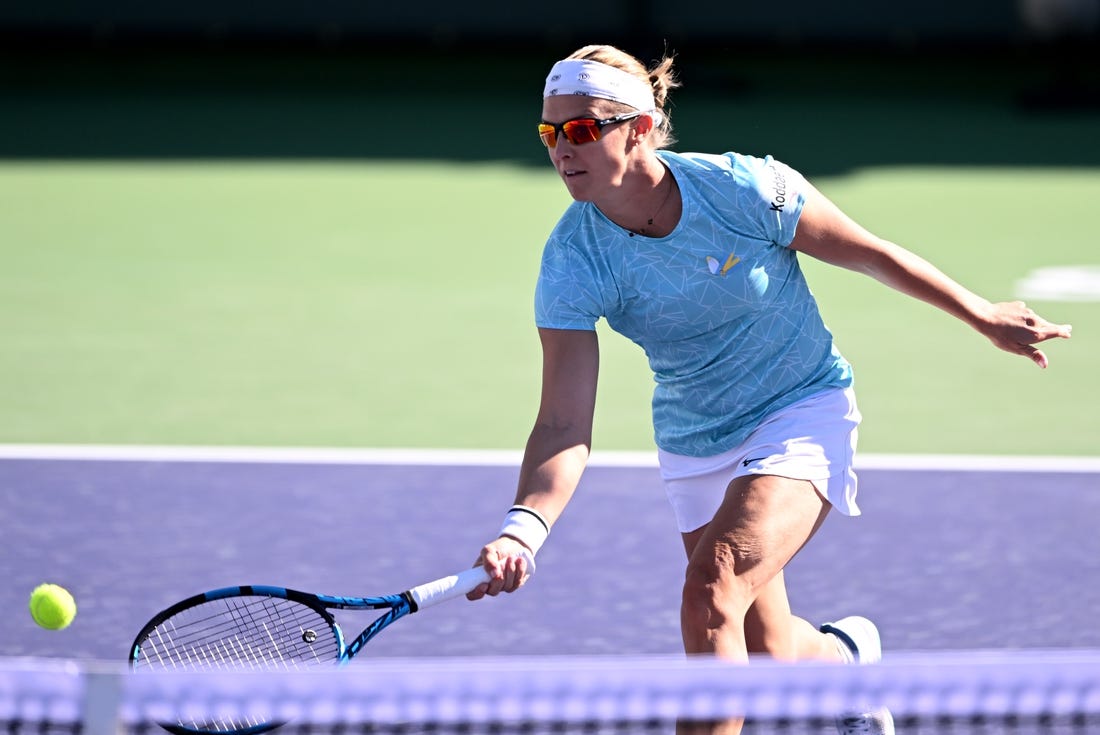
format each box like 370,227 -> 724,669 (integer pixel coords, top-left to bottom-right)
465,542 -> 532,601
1014,302 -> 1072,339
1024,312 -> 1073,343
1023,345 -> 1049,370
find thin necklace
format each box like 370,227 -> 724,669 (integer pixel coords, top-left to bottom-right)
631,172 -> 675,237
648,174 -> 675,226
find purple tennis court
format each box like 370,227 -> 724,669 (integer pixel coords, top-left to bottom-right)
2,450 -> 1099,663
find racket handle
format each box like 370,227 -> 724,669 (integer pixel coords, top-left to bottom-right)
408,551 -> 535,611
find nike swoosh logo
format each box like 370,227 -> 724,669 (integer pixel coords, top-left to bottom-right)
742,456 -> 767,467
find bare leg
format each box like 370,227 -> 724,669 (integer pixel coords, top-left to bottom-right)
680,474 -> 834,658
744,570 -> 845,662
676,475 -> 841,734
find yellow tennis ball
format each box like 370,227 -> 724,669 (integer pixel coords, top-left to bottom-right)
28,583 -> 77,630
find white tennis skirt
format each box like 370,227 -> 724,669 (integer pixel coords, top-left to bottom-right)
658,387 -> 862,533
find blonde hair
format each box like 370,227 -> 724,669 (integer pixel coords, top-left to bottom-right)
566,44 -> 680,149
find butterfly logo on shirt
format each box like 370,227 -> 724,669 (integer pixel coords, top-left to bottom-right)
706,253 -> 741,276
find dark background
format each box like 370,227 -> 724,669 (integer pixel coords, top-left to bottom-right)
1,0 -> 1092,48
2,0 -> 1098,168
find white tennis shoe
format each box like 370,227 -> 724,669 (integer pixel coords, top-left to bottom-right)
820,616 -> 895,735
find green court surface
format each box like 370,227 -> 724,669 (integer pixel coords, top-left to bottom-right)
1,50 -> 1097,455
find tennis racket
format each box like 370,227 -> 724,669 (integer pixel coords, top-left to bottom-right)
129,558 -> 527,734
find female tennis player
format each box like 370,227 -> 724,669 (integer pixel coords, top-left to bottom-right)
467,45 -> 1072,734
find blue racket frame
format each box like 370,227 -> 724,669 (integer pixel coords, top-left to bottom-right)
129,584 -> 421,668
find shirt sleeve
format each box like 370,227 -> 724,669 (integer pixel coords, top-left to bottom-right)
743,155 -> 808,247
534,239 -> 603,331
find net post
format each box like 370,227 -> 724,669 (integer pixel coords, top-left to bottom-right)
82,664 -> 124,735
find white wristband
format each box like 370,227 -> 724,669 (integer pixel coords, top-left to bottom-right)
498,505 -> 550,556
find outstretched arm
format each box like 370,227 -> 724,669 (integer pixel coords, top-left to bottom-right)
790,183 -> 1072,368
468,327 -> 600,598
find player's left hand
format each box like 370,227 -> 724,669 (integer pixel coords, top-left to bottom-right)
979,301 -> 1072,368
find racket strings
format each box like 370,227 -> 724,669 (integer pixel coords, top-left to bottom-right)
133,596 -> 340,672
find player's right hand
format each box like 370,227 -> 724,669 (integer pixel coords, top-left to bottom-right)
467,537 -> 535,600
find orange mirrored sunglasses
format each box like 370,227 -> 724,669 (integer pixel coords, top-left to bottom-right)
537,111 -> 646,148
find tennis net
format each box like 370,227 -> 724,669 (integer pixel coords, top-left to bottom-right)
2,650 -> 1099,734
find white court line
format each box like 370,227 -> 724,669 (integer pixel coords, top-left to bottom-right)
0,444 -> 1099,473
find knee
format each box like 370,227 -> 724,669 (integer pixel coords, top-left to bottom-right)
681,557 -> 752,633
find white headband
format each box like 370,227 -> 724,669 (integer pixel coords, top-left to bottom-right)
544,59 -> 657,113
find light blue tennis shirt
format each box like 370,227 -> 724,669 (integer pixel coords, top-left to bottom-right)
534,150 -> 853,457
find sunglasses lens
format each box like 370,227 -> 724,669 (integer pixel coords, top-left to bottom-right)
537,124 -> 557,148
538,118 -> 606,148
562,119 -> 601,145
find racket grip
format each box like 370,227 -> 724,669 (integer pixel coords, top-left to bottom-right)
409,551 -> 535,610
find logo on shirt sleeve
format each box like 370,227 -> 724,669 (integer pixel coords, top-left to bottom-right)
768,163 -> 789,213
